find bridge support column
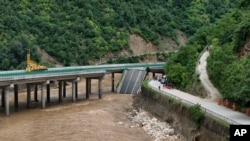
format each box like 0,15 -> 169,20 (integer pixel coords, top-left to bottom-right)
75,82 -> 78,98
72,82 -> 76,102
14,84 -> 18,110
1,88 -> 5,107
63,81 -> 66,98
88,79 -> 91,94
98,77 -> 103,99
34,84 -> 38,102
41,83 -> 46,109
111,72 -> 115,92
27,84 -> 31,108
47,83 -> 50,103
4,87 -> 9,116
58,81 -> 63,103
86,78 -> 91,99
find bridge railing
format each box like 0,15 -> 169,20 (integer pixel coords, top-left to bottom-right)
0,63 -> 165,78
149,82 -> 240,125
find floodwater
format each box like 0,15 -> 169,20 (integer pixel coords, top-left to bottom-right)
0,75 -> 153,141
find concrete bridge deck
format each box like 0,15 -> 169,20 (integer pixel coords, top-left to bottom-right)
0,63 -> 164,116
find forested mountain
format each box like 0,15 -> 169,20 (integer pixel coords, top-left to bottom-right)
165,0 -> 250,107
0,0 -> 234,69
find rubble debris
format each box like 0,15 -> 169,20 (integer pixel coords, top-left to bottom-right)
127,105 -> 184,141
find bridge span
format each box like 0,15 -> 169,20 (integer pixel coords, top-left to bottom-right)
0,62 -> 164,116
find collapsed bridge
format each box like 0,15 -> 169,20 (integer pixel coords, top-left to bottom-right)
0,62 -> 164,116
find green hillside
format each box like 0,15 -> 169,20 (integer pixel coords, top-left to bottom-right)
0,0 -> 234,69
165,0 -> 250,107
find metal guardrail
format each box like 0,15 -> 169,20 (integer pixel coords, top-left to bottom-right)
0,70 -> 106,82
149,82 -> 240,125
0,62 -> 165,78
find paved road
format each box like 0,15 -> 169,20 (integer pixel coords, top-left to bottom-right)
149,80 -> 250,125
149,49 -> 250,124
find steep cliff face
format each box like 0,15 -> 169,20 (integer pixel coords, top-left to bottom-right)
133,85 -> 229,141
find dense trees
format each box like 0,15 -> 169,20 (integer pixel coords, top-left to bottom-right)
0,0 -> 234,69
2,0 -> 248,106
164,45 -> 199,89
165,1 -> 250,107
206,6 -> 250,107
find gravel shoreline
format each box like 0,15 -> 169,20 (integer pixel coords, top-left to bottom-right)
126,104 -> 185,141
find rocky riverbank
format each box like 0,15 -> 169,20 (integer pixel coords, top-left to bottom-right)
127,104 -> 185,141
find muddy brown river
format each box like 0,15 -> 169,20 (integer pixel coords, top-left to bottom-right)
0,75 -> 153,141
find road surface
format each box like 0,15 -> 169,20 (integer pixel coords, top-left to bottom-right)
149,80 -> 250,125
196,50 -> 221,101
149,49 -> 250,124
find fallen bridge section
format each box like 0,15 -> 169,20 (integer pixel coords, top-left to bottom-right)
117,68 -> 146,94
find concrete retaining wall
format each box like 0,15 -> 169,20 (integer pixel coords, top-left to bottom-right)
133,83 -> 229,141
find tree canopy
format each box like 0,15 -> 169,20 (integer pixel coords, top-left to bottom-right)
165,0 -> 250,107
0,0 -> 234,69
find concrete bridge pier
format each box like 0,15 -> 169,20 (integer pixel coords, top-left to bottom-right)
98,77 -> 103,99
47,83 -> 50,103
85,77 -> 103,99
41,82 -> 46,109
86,78 -> 91,99
58,81 -> 63,103
72,78 -> 80,101
4,87 -> 9,116
14,84 -> 18,110
34,84 -> 38,102
72,81 -> 76,102
27,84 -> 31,108
1,88 -> 5,107
75,82 -> 78,98
3,84 -> 14,116
63,81 -> 66,98
111,72 -> 115,92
